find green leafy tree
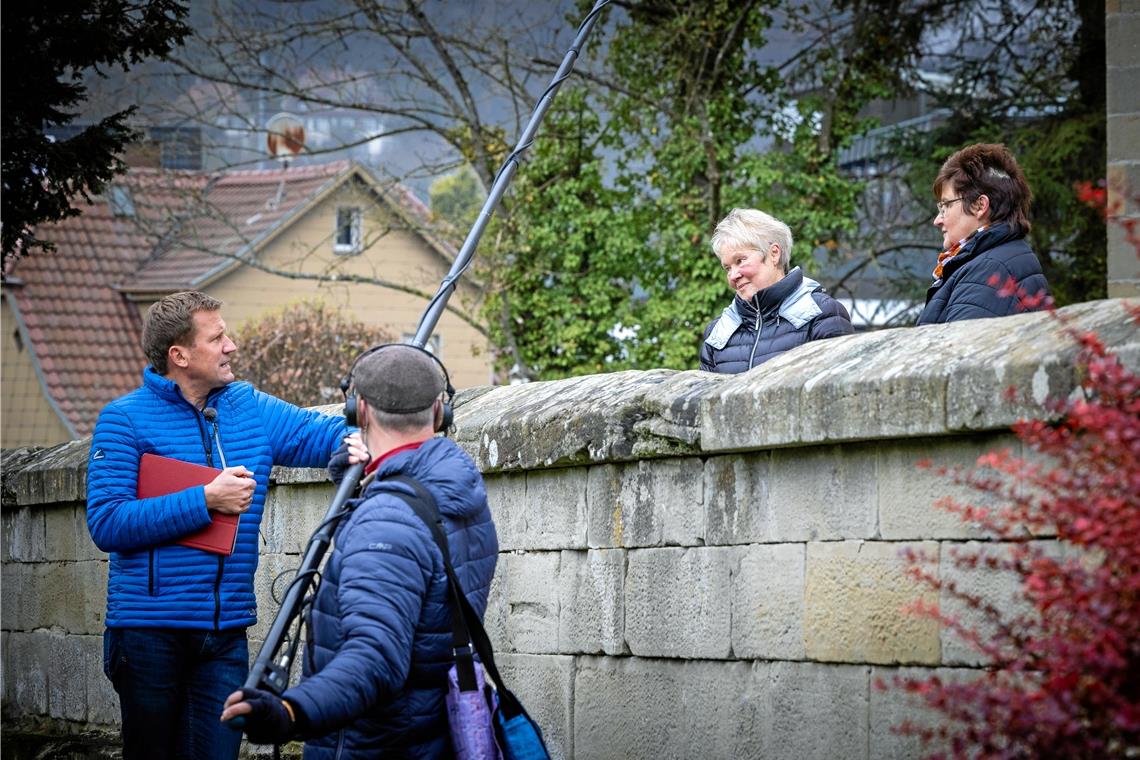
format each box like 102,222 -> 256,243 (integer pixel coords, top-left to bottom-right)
233,300 -> 391,408
487,0 -> 871,377
429,165 -> 485,233
0,0 -> 190,267
828,0 -> 1106,307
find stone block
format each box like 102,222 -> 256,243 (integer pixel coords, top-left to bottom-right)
1,630 -> 8,707
2,561 -> 106,634
1108,65 -> 1140,114
797,328 -> 954,443
488,469 -> 586,551
944,314 -> 1079,432
47,630 -> 87,721
1109,161 -> 1140,217
1107,11 -> 1140,68
573,657 -> 869,760
624,547 -> 734,659
586,458 -> 702,548
557,549 -> 626,655
5,632 -> 49,716
261,483 -> 329,555
496,654 -> 574,760
495,551 -> 561,654
484,473 -> 526,550
704,452 -> 773,545
939,541 -> 1044,666
759,661 -> 870,760
573,656 -> 758,759
877,435 -> 1014,540
732,543 -> 805,660
804,541 -> 940,665
1108,115 -> 1140,164
83,633 -> 119,725
483,552 -> 510,651
250,552 -> 304,645
1108,223 -> 1140,281
768,443 -> 878,541
43,503 -> 103,562
2,505 -> 46,562
870,665 -> 978,759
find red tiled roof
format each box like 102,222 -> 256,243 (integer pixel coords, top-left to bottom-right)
4,160 -> 453,439
4,188 -> 154,437
121,160 -> 356,292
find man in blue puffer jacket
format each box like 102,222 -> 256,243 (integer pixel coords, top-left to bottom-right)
222,344 -> 499,759
700,208 -> 853,374
86,291 -> 348,760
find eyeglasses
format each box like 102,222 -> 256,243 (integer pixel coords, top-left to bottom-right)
935,197 -> 964,216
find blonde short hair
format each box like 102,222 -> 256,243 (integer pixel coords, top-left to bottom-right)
710,208 -> 793,272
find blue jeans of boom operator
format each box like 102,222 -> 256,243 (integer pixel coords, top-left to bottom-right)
103,627 -> 248,760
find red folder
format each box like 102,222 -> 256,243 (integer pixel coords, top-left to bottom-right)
136,452 -> 239,556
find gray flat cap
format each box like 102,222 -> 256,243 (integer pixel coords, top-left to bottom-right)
353,345 -> 446,413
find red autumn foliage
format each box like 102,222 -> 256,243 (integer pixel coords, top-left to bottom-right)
232,300 -> 391,408
882,184 -> 1140,758
885,311 -> 1140,758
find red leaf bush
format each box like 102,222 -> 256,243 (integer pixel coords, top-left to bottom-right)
886,306 -> 1140,758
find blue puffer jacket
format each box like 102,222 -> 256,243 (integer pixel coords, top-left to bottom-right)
699,268 -> 854,374
86,367 -> 347,630
286,437 -> 499,759
917,223 -> 1050,325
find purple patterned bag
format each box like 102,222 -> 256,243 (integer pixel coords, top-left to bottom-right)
446,662 -> 503,760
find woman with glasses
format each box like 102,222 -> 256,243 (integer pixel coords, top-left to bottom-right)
917,143 -> 1050,325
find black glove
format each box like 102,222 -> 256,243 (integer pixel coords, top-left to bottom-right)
237,688 -> 296,745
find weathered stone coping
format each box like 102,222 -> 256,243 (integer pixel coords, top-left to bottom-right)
3,298 -> 1136,507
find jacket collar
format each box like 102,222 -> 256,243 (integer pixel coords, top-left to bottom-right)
735,267 -> 804,319
935,223 -> 1022,283
143,365 -> 226,409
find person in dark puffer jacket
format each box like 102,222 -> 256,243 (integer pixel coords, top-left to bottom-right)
223,345 -> 499,759
87,291 -> 347,760
917,142 -> 1050,325
700,207 -> 854,374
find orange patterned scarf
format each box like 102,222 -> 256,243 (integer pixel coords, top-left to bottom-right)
933,225 -> 988,280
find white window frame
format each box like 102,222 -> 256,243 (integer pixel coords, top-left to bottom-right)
334,207 -> 363,254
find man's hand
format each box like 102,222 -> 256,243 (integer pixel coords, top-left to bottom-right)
343,432 -> 369,465
329,432 -> 370,485
203,466 -> 255,515
220,688 -> 295,744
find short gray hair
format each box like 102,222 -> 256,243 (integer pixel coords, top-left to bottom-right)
369,405 -> 436,433
711,208 -> 793,273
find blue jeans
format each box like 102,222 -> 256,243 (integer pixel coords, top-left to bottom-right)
103,627 -> 248,760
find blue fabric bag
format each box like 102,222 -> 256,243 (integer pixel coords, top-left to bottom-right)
390,476 -> 551,760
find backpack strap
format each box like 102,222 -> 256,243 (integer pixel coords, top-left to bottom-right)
385,475 -> 478,692
384,475 -> 527,719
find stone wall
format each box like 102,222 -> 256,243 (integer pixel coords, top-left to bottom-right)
1108,0 -> 1140,298
3,299 -> 1137,758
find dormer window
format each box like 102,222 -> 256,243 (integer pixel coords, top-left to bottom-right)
334,207 -> 362,254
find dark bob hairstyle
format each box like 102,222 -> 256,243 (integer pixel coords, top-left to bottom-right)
933,143 -> 1032,235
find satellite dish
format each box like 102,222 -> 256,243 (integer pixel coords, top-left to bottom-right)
266,112 -> 306,158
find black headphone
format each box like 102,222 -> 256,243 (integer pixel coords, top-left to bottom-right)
340,344 -> 455,435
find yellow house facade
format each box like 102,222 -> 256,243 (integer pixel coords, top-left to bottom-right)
2,160 -> 492,449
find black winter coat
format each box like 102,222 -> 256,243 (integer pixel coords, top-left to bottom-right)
699,268 -> 854,375
916,223 -> 1049,325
